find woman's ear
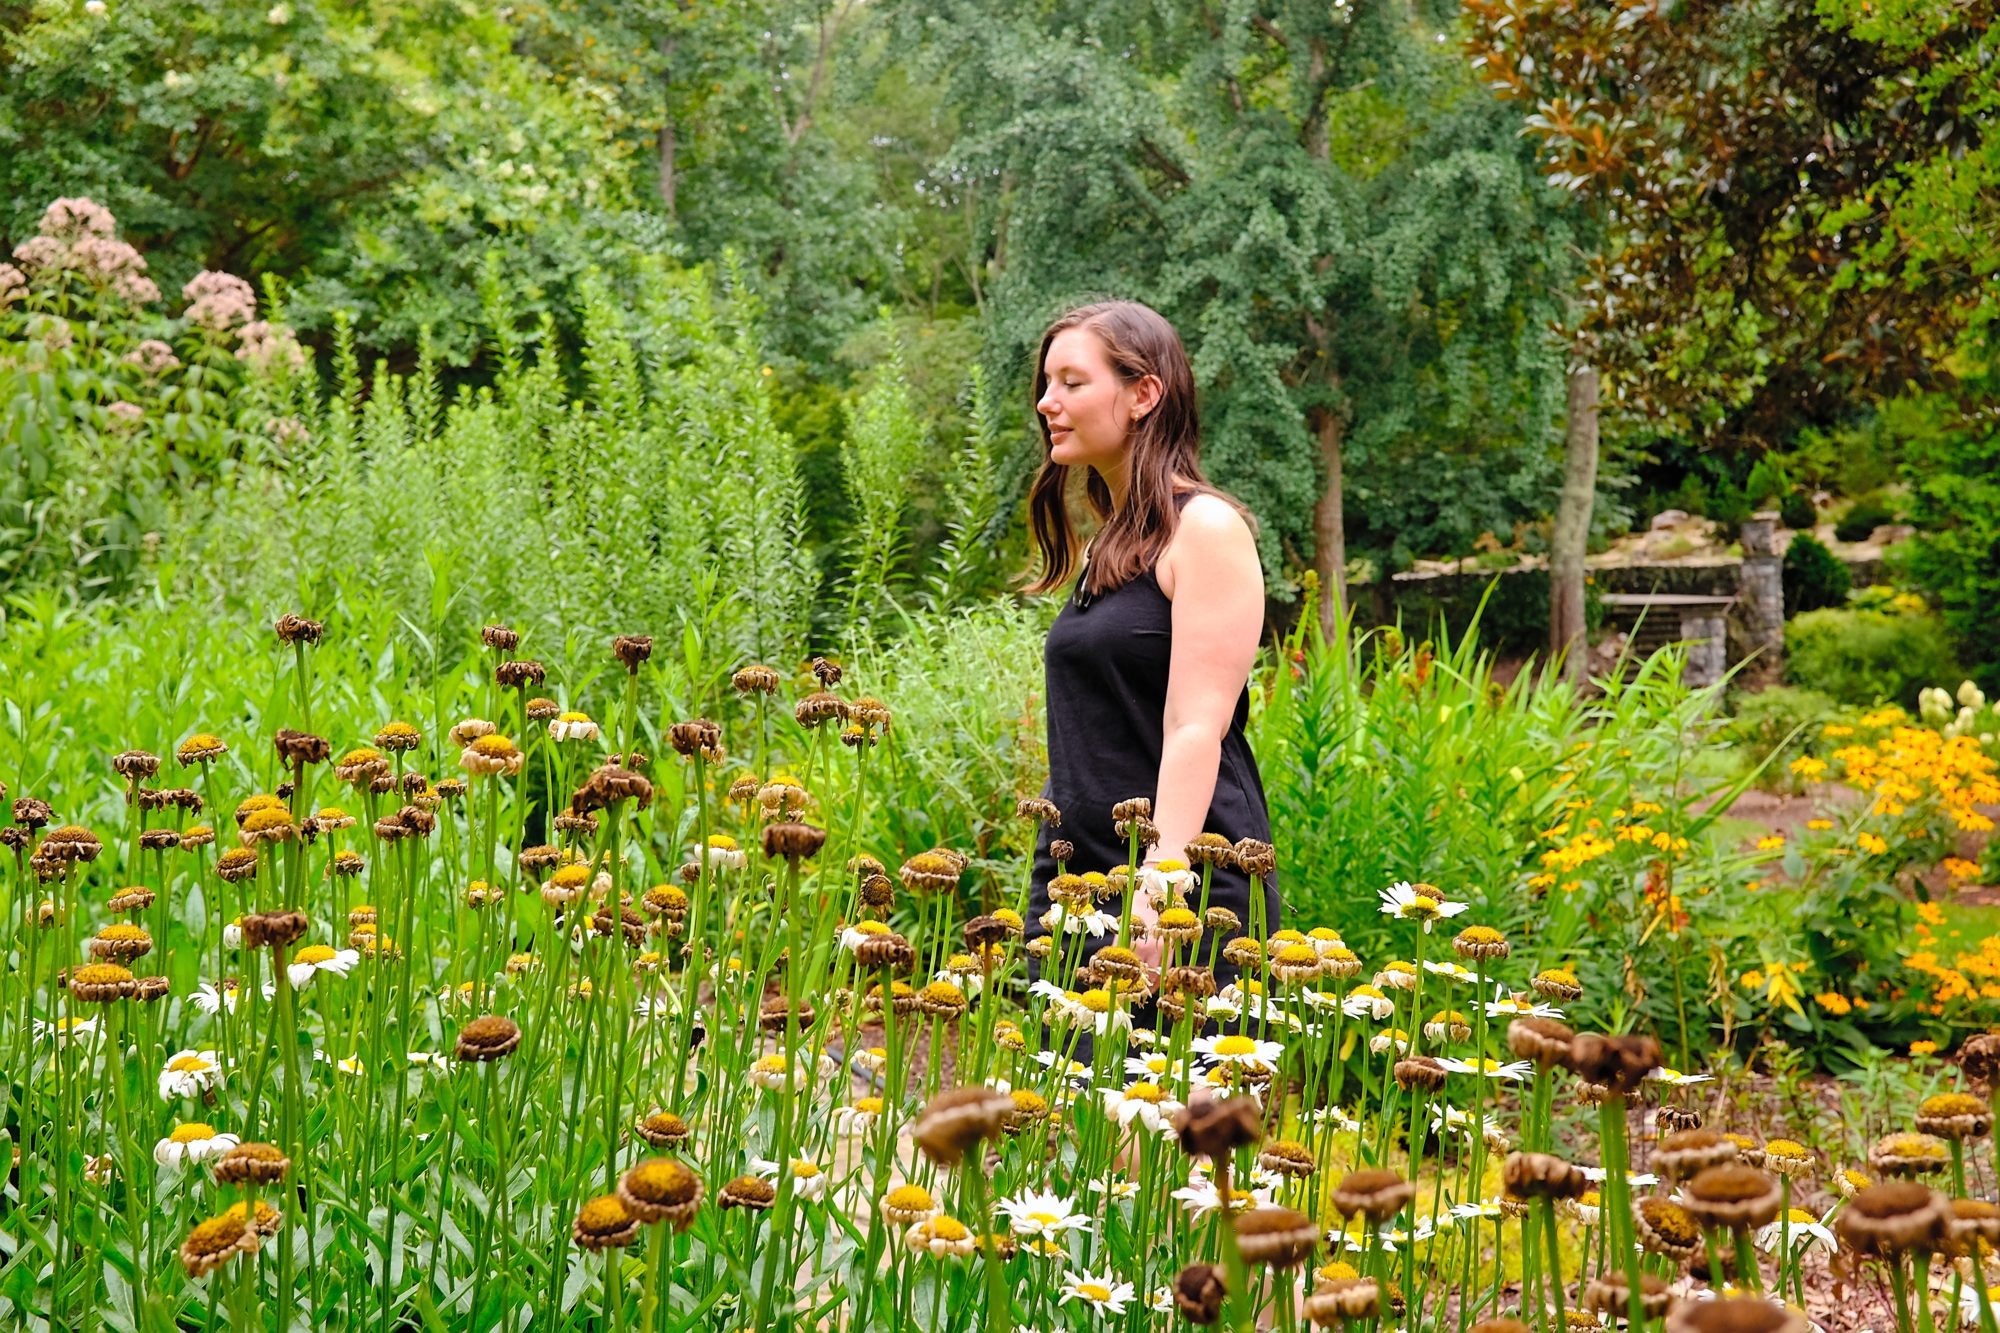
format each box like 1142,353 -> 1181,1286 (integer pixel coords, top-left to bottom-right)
1129,373 -> 1164,422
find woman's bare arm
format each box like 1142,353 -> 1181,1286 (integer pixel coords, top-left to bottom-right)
1134,496 -> 1264,961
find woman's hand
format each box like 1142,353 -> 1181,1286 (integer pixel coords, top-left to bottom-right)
1131,902 -> 1164,977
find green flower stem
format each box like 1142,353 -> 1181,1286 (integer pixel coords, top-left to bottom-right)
1595,1097 -> 1645,1332
1886,1254 -> 1916,1333
1542,1198 -> 1567,1330
1213,1154 -> 1254,1333
1968,1247 -> 1998,1333
963,1144 -> 1011,1333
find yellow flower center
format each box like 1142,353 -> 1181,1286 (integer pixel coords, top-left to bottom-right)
1077,1283 -> 1111,1302
295,945 -> 336,966
169,1122 -> 217,1143
1213,1036 -> 1259,1056
1125,1082 -> 1166,1103
886,1185 -> 934,1211
167,1054 -> 211,1073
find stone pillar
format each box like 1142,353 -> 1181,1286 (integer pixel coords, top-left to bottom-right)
1680,610 -> 1728,688
1738,512 -> 1784,677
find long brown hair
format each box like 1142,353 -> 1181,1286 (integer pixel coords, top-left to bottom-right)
1021,300 -> 1253,598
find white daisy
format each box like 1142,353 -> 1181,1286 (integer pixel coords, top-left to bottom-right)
1753,1209 -> 1837,1256
1646,1066 -> 1713,1087
153,1122 -> 239,1168
1331,1224 -> 1401,1253
311,1050 -> 365,1075
1041,904 -> 1117,937
750,1158 -> 829,1202
1430,1105 -> 1480,1140
1192,1032 -> 1283,1070
1485,989 -> 1565,1020
840,921 -> 892,952
1137,862 -> 1195,907
32,1015 -> 99,1044
1058,1269 -> 1134,1316
935,962 -> 984,997
1304,1105 -> 1362,1133
1378,881 -> 1469,931
407,1052 -> 450,1073
698,835 -> 747,871
548,712 -> 600,742
1369,1029 -> 1411,1056
190,980 -> 241,1015
1171,1179 -> 1269,1217
1087,1178 -> 1141,1202
1146,1284 -> 1175,1313
1960,1282 -> 2000,1330
1344,985 -> 1397,1020
221,918 -> 243,950
1423,960 -> 1478,985
996,1188 -> 1093,1239
829,1097 -> 884,1135
1124,1052 -> 1191,1082
1098,1081 -> 1183,1134
157,1049 -> 223,1101
1438,1056 -> 1533,1082
1032,1050 -> 1093,1082
278,944 -> 359,991
1582,1165 -> 1659,1188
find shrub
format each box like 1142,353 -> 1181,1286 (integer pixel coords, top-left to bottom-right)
1779,488 -> 1817,532
1718,685 -> 1842,771
1782,532 -> 1851,616
1834,492 -> 1899,543
1784,608 -> 1960,708
1897,402 -> 2000,678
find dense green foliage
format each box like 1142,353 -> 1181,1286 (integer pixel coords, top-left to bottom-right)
1898,405 -> 2000,679
5,0 -> 1998,624
1780,533 -> 1851,617
1784,607 -> 1960,709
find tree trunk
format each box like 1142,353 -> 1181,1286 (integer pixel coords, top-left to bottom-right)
657,118 -> 677,216
1550,362 -> 1600,683
657,36 -> 678,217
1311,404 -> 1347,638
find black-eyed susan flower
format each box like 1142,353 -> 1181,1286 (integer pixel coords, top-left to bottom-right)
573,1194 -> 641,1248
71,962 -> 137,1002
213,1141 -> 290,1185
178,1209 -> 257,1278
618,1158 -> 701,1230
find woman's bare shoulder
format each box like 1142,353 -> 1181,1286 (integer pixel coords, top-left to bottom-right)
1159,494 -> 1258,601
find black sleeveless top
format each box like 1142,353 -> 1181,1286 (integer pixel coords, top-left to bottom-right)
1026,490 -> 1282,961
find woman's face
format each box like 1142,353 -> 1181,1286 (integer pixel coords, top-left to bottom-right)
1037,327 -> 1158,475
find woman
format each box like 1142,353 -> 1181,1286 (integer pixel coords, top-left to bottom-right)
1022,299 -> 1281,997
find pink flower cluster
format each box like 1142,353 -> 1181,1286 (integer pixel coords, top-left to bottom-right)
0,263 -> 24,306
182,270 -> 256,333
9,197 -> 161,305
236,319 -> 305,374
123,339 -> 182,375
